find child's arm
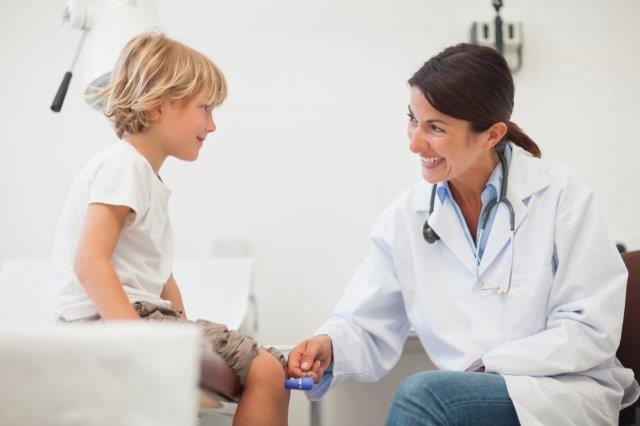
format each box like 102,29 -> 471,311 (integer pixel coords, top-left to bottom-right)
74,203 -> 141,321
160,275 -> 187,319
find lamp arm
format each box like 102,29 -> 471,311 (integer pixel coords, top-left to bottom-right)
50,29 -> 88,113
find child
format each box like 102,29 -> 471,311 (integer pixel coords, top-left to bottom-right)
53,32 -> 289,425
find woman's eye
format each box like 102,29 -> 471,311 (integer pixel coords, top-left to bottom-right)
407,113 -> 417,123
430,124 -> 444,134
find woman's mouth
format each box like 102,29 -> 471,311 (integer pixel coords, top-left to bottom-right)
421,156 -> 445,169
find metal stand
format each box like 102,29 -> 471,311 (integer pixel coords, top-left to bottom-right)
310,400 -> 323,426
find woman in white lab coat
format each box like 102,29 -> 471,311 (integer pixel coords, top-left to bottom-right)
287,43 -> 639,425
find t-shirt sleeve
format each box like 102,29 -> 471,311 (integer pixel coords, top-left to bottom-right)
88,154 -> 151,223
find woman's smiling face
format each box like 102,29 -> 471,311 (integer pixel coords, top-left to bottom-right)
407,86 -> 494,185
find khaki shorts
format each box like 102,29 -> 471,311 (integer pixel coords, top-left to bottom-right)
65,301 -> 285,386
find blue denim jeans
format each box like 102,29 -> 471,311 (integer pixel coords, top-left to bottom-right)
386,371 -> 520,425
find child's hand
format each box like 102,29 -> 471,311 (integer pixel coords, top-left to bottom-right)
287,335 -> 333,384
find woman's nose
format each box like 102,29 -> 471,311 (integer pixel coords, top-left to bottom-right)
408,130 -> 425,154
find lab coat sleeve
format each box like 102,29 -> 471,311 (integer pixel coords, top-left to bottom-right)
482,179 -> 627,376
308,214 -> 412,399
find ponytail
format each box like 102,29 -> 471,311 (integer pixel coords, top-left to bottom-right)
506,121 -> 541,158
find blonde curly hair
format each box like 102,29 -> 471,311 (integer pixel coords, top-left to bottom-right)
88,32 -> 227,139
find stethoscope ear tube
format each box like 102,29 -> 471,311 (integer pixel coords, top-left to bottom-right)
422,178 -> 440,244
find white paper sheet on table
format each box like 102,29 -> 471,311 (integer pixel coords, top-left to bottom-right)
173,257 -> 254,330
0,257 -> 254,331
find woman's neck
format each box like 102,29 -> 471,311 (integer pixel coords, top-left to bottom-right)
449,150 -> 499,211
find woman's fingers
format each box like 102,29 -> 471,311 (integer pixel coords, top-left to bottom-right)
286,335 -> 333,382
286,340 -> 307,377
303,336 -> 333,382
309,360 -> 324,383
300,339 -> 324,372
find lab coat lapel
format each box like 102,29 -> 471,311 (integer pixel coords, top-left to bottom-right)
428,194 -> 477,275
477,195 -> 527,276
478,145 -> 550,275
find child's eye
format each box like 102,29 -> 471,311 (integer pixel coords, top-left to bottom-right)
202,104 -> 211,112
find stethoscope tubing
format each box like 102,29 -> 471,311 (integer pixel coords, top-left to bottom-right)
423,147 -> 515,295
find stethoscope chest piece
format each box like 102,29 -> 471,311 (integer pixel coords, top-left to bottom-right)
423,176 -> 441,245
422,221 -> 440,244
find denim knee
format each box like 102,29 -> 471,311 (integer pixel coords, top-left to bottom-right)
395,371 -> 454,400
386,372 -> 449,425
386,371 -> 519,426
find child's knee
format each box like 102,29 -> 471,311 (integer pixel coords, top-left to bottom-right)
247,351 -> 286,385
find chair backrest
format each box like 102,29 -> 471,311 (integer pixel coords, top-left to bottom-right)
0,323 -> 201,426
0,260 -> 65,325
169,257 -> 255,332
619,251 -> 640,386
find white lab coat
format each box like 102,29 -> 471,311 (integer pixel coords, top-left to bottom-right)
312,144 -> 640,425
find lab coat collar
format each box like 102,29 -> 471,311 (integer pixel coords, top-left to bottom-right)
412,143 -> 550,276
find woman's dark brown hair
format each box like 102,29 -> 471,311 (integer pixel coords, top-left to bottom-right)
408,43 -> 540,158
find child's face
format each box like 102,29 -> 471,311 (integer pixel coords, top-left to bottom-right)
156,97 -> 216,161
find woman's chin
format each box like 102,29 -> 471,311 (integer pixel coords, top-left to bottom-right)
421,170 -> 442,184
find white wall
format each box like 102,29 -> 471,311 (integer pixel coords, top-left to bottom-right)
2,1 -> 640,425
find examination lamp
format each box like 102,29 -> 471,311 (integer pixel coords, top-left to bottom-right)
50,0 -> 163,113
470,0 -> 523,72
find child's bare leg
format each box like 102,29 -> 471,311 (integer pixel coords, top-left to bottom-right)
233,351 -> 290,426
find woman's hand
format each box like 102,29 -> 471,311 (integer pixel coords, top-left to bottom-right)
287,335 -> 333,383
465,359 -> 486,373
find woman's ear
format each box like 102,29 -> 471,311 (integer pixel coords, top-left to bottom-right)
483,122 -> 508,150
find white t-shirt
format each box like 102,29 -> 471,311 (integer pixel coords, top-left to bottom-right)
53,140 -> 173,321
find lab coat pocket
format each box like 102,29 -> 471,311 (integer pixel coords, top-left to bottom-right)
506,267 -> 553,339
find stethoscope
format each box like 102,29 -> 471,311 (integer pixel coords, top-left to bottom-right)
422,148 -> 515,295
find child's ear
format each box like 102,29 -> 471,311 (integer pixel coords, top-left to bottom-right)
149,104 -> 163,123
